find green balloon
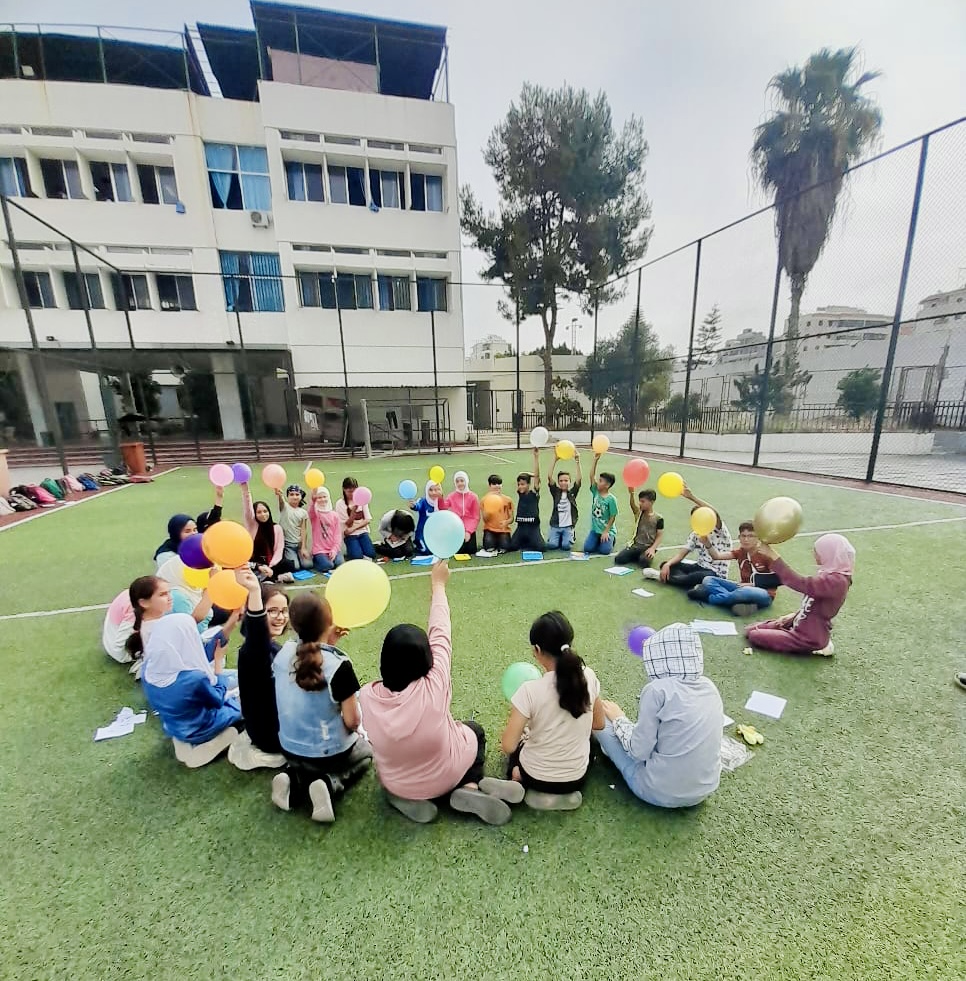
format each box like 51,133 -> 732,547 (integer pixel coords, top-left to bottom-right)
501,662 -> 542,701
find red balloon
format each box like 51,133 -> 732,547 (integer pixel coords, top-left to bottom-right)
622,458 -> 650,487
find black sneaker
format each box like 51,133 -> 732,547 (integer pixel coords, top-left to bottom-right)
732,604 -> 759,617
955,672 -> 966,691
687,585 -> 709,601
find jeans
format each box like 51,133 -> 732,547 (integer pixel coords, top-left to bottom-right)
345,533 -> 376,560
583,530 -> 615,555
312,552 -> 344,573
701,576 -> 773,610
283,543 -> 309,571
594,722 -> 646,800
546,526 -> 575,550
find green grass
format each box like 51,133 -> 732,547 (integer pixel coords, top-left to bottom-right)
1,452 -> 964,980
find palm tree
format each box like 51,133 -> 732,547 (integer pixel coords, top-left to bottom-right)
753,48 -> 882,373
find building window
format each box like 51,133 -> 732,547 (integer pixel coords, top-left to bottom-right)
40,158 -> 85,199
285,161 -> 325,202
90,161 -> 133,202
336,273 -> 373,310
205,144 -> 271,211
0,157 -> 32,196
297,271 -> 373,309
410,173 -> 443,212
111,273 -> 152,310
220,252 -> 284,312
377,274 -> 412,311
298,271 -> 336,309
137,164 -> 179,205
416,277 -> 448,312
23,271 -> 56,308
157,274 -> 197,311
369,169 -> 403,209
327,165 -> 366,206
63,272 -> 105,310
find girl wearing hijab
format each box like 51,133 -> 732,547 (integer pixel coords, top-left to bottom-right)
443,471 -> 480,555
309,486 -> 344,573
745,534 -> 855,656
359,561 -> 524,825
500,611 -> 605,811
241,480 -> 294,582
156,556 -> 214,629
596,623 -> 723,808
410,480 -> 444,555
270,592 -> 373,823
153,513 -> 196,567
336,476 -> 376,561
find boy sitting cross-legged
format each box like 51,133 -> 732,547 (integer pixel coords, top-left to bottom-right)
692,521 -> 778,616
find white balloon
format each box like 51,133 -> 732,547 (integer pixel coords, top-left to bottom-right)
529,426 -> 550,448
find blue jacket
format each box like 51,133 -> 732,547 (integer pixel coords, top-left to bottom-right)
143,671 -> 241,745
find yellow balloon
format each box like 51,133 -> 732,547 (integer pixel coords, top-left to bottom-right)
207,569 -> 248,610
325,561 -> 392,630
754,496 -> 803,544
428,465 -> 445,484
690,506 -> 717,537
183,566 -> 211,589
305,468 -> 325,490
555,439 -> 576,460
591,434 -> 610,455
657,471 -> 684,498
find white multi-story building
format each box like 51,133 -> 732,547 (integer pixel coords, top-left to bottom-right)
0,2 -> 465,450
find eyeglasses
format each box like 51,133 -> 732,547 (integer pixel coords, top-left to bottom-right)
266,608 -> 289,618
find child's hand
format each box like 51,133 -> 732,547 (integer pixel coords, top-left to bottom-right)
234,568 -> 260,593
644,546 -> 657,560
326,625 -> 350,645
600,699 -> 625,721
431,560 -> 450,587
659,564 -> 671,582
756,542 -> 779,561
301,549 -> 312,564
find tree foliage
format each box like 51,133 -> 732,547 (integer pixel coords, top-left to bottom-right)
536,376 -> 584,422
694,304 -> 723,365
731,356 -> 812,415
836,367 -> 881,419
665,392 -> 708,424
461,83 -> 652,424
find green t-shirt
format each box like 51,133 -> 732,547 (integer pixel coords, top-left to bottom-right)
590,486 -> 619,535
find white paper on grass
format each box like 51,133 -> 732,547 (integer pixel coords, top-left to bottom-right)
691,619 -> 738,636
722,714 -> 734,727
604,566 -> 633,576
720,735 -> 754,772
745,690 -> 787,719
94,706 -> 147,741
631,588 -> 654,598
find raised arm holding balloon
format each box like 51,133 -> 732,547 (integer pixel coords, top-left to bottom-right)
653,480 -> 732,591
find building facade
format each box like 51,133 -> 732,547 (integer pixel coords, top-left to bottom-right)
0,3 -> 466,450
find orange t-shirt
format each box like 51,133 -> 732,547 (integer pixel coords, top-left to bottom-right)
481,492 -> 514,533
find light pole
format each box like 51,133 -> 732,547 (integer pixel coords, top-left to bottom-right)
569,317 -> 581,353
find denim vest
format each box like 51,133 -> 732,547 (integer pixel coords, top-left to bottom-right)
273,641 -> 357,758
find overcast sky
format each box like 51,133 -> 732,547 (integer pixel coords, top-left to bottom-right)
14,0 -> 966,353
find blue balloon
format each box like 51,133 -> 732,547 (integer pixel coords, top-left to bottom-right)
398,479 -> 418,500
423,510 -> 465,559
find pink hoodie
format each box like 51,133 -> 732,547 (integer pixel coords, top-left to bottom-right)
359,584 -> 476,799
309,488 -> 343,560
443,471 -> 480,535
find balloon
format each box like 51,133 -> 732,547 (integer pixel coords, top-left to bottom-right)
202,520 -> 254,568
231,462 -> 252,484
754,496 -> 803,545
690,506 -> 718,537
179,533 -> 212,570
325,561 -> 392,630
501,662 -> 542,701
428,465 -> 445,484
591,434 -> 610,455
529,426 -> 549,448
423,510 -> 465,559
208,463 -> 234,488
627,625 -> 656,657
622,458 -> 650,487
305,468 -> 325,490
353,486 -> 372,507
657,471 -> 684,498
207,569 -> 248,610
555,439 -> 576,460
398,479 -> 418,500
183,565 -> 211,590
261,463 -> 287,490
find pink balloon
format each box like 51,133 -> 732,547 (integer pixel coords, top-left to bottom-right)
353,486 -> 373,507
208,463 -> 234,487
261,464 -> 287,490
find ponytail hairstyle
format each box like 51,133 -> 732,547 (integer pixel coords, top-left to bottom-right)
125,575 -> 162,660
529,611 -> 590,719
342,476 -> 359,504
288,592 -> 333,692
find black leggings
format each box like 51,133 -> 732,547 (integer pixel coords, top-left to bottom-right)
661,560 -> 713,589
458,531 -> 478,555
430,720 -> 486,803
505,742 -> 588,794
282,738 -> 373,807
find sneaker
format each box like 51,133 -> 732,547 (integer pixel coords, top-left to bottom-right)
308,779 -> 335,823
449,787 -> 512,825
277,573 -> 296,584
524,790 -> 583,811
732,604 -> 759,617
479,777 -> 526,804
476,548 -> 497,558
385,791 -> 438,824
641,568 -> 660,581
955,672 -> 966,691
687,585 -> 709,601
228,731 -> 287,770
271,772 -> 291,812
812,640 -> 835,657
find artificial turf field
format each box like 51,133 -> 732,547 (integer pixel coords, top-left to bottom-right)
1,449 -> 963,981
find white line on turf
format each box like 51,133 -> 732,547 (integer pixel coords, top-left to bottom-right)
3,513 -> 964,622
480,452 -> 515,464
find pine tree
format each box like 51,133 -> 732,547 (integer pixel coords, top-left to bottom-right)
694,304 -> 723,365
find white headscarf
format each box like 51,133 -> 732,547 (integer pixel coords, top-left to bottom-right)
157,555 -> 203,607
142,613 -> 214,688
314,486 -> 333,513
424,480 -> 440,509
453,471 -> 470,493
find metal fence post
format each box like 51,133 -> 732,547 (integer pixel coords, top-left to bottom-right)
334,277 -> 350,451
515,300 -> 521,450
866,135 -> 930,483
628,268 -> 642,451
752,258 -> 784,467
589,292 -> 599,441
430,308 -> 441,453
679,239 -> 702,458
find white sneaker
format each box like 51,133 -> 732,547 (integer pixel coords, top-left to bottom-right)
227,731 -> 287,770
309,779 -> 335,823
277,572 -> 296,584
641,568 -> 661,581
812,640 -> 835,657
476,549 -> 496,558
271,772 -> 291,811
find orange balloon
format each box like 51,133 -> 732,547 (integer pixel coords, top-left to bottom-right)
207,569 -> 248,610
202,520 -> 253,568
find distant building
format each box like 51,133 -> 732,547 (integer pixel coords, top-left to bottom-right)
467,334 -> 512,360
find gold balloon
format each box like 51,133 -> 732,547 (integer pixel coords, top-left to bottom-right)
753,497 -> 803,544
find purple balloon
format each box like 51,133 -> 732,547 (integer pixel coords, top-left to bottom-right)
179,533 -> 213,570
231,462 -> 252,484
627,625 -> 656,657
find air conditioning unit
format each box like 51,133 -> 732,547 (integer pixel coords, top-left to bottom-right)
250,210 -> 273,228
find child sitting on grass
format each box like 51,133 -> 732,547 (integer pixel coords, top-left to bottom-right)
337,476 -> 376,561
614,488 -> 664,567
444,471 -> 480,555
745,534 -> 855,657
411,480 -> 444,555
583,454 -> 618,555
508,448 -> 546,552
359,561 -> 524,825
479,475 -> 514,555
309,487 -> 344,573
693,521 -> 777,616
596,623 -> 723,808
500,611 -> 604,810
653,483 -> 731,588
375,509 -> 416,561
